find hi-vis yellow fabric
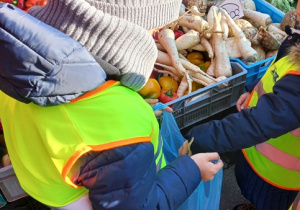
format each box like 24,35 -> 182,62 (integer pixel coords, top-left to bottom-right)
243,56 -> 300,190
0,81 -> 165,207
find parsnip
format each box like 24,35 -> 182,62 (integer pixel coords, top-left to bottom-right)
200,36 -> 214,59
190,43 -> 207,51
158,29 -> 187,77
243,9 -> 272,27
225,37 -> 242,58
211,9 -> 232,78
221,8 -> 258,62
206,58 -> 216,77
175,29 -> 201,50
178,14 -> 209,33
221,14 -> 229,40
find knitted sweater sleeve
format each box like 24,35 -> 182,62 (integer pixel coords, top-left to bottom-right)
75,142 -> 201,210
185,74 -> 300,154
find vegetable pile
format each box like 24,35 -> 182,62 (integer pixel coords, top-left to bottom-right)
0,0 -> 47,11
138,0 -> 288,104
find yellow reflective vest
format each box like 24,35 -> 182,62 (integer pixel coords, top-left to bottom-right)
0,81 -> 166,207
243,56 -> 300,190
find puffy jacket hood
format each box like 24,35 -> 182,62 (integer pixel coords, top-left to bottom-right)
0,3 -> 106,106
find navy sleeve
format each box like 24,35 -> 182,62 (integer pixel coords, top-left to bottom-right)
245,78 -> 260,92
76,142 -> 201,210
185,74 -> 300,154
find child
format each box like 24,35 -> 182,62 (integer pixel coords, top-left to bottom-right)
181,4 -> 300,210
0,1 -> 223,209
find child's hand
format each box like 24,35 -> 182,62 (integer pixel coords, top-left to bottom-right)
191,152 -> 223,181
178,138 -> 194,156
145,99 -> 173,116
236,92 -> 250,112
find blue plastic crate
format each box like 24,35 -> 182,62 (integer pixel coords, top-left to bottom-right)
159,62 -> 247,130
230,0 -> 285,86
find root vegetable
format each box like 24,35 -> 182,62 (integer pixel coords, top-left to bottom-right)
221,14 -> 229,40
190,43 -> 207,51
257,26 -> 281,51
155,42 -> 166,51
207,5 -> 219,30
267,24 -> 287,38
189,71 -> 216,86
206,57 -> 216,77
179,58 -> 219,83
233,19 -> 258,41
153,66 -> 180,81
221,8 -> 258,62
243,9 -> 272,27
280,10 -> 297,31
190,5 -> 205,16
240,0 -> 256,10
178,50 -> 188,58
225,37 -> 242,58
183,0 -> 208,13
211,9 -> 232,77
175,29 -> 201,50
200,36 -> 214,59
252,44 -> 266,61
158,29 -> 187,77
177,74 -> 192,97
156,50 -> 172,66
178,14 -> 210,33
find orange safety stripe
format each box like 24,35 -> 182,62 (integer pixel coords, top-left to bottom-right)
62,137 -> 151,188
285,71 -> 300,76
70,80 -> 118,103
245,91 -> 255,109
242,149 -> 300,191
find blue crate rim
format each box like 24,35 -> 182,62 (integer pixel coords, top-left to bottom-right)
230,55 -> 275,68
164,62 -> 247,106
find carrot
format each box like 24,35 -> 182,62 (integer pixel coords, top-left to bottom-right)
221,8 -> 258,62
175,29 -> 200,50
211,9 -> 232,78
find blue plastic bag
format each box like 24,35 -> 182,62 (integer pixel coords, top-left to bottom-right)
158,109 -> 223,210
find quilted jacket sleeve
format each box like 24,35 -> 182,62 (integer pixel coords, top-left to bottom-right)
75,142 -> 201,210
185,74 -> 300,154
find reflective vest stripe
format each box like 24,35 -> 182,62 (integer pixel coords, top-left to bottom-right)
155,134 -> 163,171
256,143 -> 300,172
70,80 -> 118,103
62,136 -> 151,188
241,149 -> 296,191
